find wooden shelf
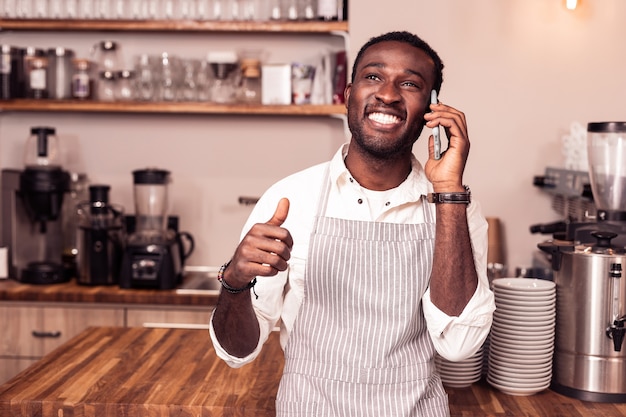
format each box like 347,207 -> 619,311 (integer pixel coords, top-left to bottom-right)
0,19 -> 348,33
0,99 -> 346,116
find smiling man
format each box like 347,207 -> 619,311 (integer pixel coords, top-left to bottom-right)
210,31 -> 495,417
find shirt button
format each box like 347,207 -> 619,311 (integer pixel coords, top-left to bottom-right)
385,201 -> 390,206
357,198 -> 363,204
349,177 -> 354,183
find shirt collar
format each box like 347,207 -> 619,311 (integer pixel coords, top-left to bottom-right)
329,143 -> 431,203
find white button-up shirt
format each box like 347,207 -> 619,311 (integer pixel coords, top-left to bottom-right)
210,144 -> 495,367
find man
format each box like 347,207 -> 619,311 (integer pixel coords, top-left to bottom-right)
210,31 -> 495,416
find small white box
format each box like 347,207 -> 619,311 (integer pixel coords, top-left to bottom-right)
262,64 -> 292,105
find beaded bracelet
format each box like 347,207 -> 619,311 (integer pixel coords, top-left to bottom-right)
217,260 -> 258,299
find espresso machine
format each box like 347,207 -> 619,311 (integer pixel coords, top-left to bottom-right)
538,122 -> 626,402
119,168 -> 194,290
1,127 -> 71,284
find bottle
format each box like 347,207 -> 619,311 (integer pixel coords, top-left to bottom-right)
72,59 -> 94,100
25,56 -> 49,99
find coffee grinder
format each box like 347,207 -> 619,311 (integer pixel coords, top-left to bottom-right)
76,185 -> 125,286
0,126 -> 70,284
119,168 -> 193,290
539,122 -> 626,402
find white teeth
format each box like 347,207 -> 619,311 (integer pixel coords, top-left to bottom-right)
368,112 -> 400,125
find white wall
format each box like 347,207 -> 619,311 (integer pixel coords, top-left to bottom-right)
351,0 -> 626,273
1,0 -> 625,272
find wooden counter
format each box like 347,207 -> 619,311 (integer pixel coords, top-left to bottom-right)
2,326 -> 626,417
0,277 -> 218,306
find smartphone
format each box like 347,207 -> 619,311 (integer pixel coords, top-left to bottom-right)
431,89 -> 441,160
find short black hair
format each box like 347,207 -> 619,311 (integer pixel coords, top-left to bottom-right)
350,31 -> 444,93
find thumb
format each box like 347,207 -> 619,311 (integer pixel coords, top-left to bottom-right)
267,198 -> 290,226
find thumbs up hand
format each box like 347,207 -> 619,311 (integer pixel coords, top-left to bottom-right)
224,198 -> 293,288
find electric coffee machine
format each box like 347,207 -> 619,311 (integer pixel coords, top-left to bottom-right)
538,122 -> 626,402
119,169 -> 194,290
1,127 -> 71,284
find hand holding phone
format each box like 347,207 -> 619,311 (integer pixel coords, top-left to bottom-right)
431,89 -> 441,160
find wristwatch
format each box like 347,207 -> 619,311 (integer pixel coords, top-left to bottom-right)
427,185 -> 471,204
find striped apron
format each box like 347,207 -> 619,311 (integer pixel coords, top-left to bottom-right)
276,171 -> 450,417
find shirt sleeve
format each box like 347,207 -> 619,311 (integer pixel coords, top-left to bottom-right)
422,200 -> 496,362
208,188 -> 290,368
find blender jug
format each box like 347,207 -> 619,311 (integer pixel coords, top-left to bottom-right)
132,168 -> 170,242
120,168 -> 194,290
76,185 -> 125,285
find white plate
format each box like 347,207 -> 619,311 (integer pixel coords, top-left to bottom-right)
493,311 -> 555,323
488,356 -> 552,372
489,334 -> 554,348
487,377 -> 550,396
488,349 -> 553,364
487,374 -> 551,390
495,304 -> 555,314
492,278 -> 556,292
488,368 -> 552,385
490,325 -> 555,340
488,361 -> 552,377
492,318 -> 555,332
493,293 -> 556,307
489,340 -> 554,356
494,290 -> 556,304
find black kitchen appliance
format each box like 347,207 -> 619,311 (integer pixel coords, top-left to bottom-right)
76,184 -> 125,285
0,127 -> 70,284
119,168 -> 194,290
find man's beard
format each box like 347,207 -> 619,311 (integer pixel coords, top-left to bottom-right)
348,113 -> 424,160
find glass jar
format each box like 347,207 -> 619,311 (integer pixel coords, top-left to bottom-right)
72,58 -> 93,100
114,69 -> 136,101
238,58 -> 261,104
97,70 -> 116,101
25,56 -> 49,99
92,40 -> 121,72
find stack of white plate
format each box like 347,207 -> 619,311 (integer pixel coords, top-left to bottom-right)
487,277 -> 556,396
435,346 -> 484,388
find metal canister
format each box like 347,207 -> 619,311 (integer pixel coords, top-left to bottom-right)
47,47 -> 75,99
0,45 -> 20,99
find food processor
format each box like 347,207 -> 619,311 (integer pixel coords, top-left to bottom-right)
539,122 -> 626,402
119,168 -> 194,290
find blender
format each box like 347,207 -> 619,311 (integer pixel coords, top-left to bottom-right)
119,168 -> 194,290
539,122 -> 626,402
1,127 -> 71,284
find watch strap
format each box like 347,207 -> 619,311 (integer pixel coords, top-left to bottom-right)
427,185 -> 471,204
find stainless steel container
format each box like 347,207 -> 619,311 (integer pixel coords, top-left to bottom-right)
540,122 -> 626,402
546,236 -> 626,402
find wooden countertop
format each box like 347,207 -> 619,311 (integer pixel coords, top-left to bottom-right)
2,326 -> 626,417
0,277 -> 218,306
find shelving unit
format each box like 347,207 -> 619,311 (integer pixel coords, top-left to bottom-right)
0,99 -> 346,115
0,19 -> 349,33
0,19 -> 348,116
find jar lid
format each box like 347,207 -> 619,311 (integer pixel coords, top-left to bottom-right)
48,47 -> 75,57
99,70 -> 116,80
72,58 -> 91,70
100,40 -> 118,51
116,69 -> 135,79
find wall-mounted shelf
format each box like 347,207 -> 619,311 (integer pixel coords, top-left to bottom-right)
0,99 -> 346,116
0,19 -> 348,33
